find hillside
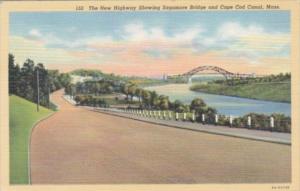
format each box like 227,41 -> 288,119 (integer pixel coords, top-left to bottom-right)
10,95 -> 54,184
190,82 -> 291,103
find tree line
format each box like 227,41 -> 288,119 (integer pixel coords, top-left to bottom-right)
69,80 -> 218,118
214,72 -> 291,86
70,68 -> 170,87
9,53 -> 71,108
68,79 -> 291,133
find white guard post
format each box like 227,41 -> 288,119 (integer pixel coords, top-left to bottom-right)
270,117 -> 274,131
202,114 -> 205,123
247,116 -> 251,128
229,115 -> 233,127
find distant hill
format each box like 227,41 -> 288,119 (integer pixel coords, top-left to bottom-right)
69,69 -> 166,86
70,69 -> 104,77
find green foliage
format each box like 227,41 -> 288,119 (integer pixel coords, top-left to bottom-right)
71,80 -> 117,96
217,115 -> 230,126
190,77 -> 291,103
9,53 -> 71,108
141,89 -> 151,108
165,75 -> 188,83
58,73 -> 72,88
10,95 -> 53,184
70,69 -> 167,86
189,98 -> 218,123
214,73 -> 291,85
70,69 -> 103,77
271,113 -> 291,133
158,95 -> 170,110
128,84 -> 137,101
135,88 -> 143,103
74,95 -> 109,107
170,100 -> 189,113
190,98 -> 207,114
231,113 -> 291,133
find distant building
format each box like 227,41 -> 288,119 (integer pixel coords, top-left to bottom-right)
162,74 -> 168,81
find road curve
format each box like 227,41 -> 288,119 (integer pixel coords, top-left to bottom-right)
30,90 -> 291,184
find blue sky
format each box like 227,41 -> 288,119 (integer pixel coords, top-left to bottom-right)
9,11 -> 291,76
10,11 -> 290,41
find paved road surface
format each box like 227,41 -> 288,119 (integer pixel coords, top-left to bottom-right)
30,90 -> 291,184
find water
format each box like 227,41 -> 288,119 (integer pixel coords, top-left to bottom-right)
145,84 -> 291,117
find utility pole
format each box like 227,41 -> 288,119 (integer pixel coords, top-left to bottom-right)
48,86 -> 50,108
36,68 -> 40,112
47,75 -> 51,108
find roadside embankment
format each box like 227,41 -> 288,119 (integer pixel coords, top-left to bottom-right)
10,95 -> 54,184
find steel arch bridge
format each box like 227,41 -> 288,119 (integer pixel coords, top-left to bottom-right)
170,65 -> 256,80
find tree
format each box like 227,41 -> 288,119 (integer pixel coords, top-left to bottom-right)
48,70 -> 62,91
9,54 -> 20,95
135,88 -> 143,103
8,53 -> 70,108
128,83 -> 137,101
19,59 -> 35,100
34,63 -> 49,106
152,97 -> 161,109
150,91 -> 158,108
190,98 -> 207,114
172,100 -> 183,112
58,73 -> 71,88
121,83 -> 130,100
205,106 -> 217,123
141,89 -> 151,108
158,95 -> 169,110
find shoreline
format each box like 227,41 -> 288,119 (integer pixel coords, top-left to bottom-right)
145,83 -> 291,104
190,89 -> 291,104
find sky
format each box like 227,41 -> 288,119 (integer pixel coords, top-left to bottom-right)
9,11 -> 290,77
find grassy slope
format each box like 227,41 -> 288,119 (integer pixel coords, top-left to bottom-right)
10,95 -> 53,184
190,83 -> 291,103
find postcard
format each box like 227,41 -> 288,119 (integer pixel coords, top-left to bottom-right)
0,1 -> 299,191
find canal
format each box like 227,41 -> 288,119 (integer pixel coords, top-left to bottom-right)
145,84 -> 291,116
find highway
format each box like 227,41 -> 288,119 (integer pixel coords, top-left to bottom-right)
30,90 -> 291,184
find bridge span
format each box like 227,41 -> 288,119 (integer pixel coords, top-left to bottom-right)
167,65 -> 262,82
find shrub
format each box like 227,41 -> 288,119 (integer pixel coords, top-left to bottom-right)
231,113 -> 291,133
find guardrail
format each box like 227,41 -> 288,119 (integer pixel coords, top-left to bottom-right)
91,107 -> 290,133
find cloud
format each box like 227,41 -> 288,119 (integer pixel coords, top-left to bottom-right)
143,49 -> 172,59
28,29 -> 42,38
9,36 -> 78,65
192,22 -> 290,62
123,22 -> 203,43
10,21 -> 290,76
123,23 -> 148,41
9,35 -> 111,66
23,22 -> 204,58
217,22 -> 264,40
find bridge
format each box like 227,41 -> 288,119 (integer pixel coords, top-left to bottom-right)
167,65 -> 257,83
